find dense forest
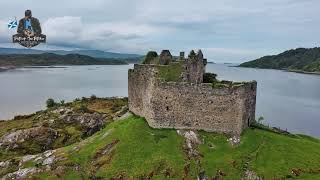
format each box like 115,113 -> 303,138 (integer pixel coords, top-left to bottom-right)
0,53 -> 131,67
239,47 -> 320,72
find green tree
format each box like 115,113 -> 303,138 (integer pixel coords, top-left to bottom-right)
142,51 -> 158,64
90,94 -> 97,100
79,104 -> 89,113
203,73 -> 217,83
46,98 -> 56,108
188,50 -> 196,58
257,116 -> 265,124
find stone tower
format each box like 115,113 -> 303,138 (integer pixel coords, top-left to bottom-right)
179,52 -> 185,60
183,50 -> 205,84
159,50 -> 172,65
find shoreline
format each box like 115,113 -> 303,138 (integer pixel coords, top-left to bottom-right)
285,69 -> 320,75
0,66 -> 16,72
0,64 -> 130,72
236,66 -> 320,76
0,66 -> 67,72
22,66 -> 68,69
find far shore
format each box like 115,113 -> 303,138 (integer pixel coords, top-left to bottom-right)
0,66 -> 67,72
236,66 -> 320,76
285,69 -> 320,75
0,66 -> 16,72
0,64 -> 131,72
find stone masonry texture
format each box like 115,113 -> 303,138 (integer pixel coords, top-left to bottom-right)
128,50 -> 257,135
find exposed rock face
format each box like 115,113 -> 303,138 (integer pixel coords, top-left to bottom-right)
0,107 -> 108,154
0,149 -> 59,178
113,105 -> 129,120
1,168 -> 42,180
0,127 -> 58,151
0,98 -> 129,178
0,161 -> 11,169
177,130 -> 202,157
228,136 -> 241,147
59,111 -> 107,136
243,170 -> 262,180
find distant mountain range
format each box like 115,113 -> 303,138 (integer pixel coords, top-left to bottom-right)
0,48 -> 142,59
239,47 -> 320,73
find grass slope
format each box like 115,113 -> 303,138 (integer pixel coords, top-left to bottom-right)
30,116 -> 320,179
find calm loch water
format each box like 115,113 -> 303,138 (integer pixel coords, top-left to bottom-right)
0,64 -> 319,137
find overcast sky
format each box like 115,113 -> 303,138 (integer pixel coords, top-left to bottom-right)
0,0 -> 319,63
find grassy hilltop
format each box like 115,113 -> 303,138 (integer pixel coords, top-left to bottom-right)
0,98 -> 320,179
239,47 -> 320,74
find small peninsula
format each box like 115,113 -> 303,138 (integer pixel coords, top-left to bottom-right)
239,47 -> 320,74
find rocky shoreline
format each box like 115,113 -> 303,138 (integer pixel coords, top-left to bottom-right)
0,67 -> 15,72
286,69 -> 320,75
0,66 -> 68,72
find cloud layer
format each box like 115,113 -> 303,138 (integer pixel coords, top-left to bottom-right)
0,0 -> 319,62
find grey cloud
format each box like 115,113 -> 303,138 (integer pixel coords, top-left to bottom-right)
0,0 -> 319,61
41,16 -> 152,52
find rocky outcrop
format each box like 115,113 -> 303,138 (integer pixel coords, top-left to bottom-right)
0,107 -> 108,154
177,130 -> 202,157
243,170 -> 262,180
0,97 -> 129,178
0,127 -> 58,152
59,112 -> 107,137
227,136 -> 241,147
1,167 -> 42,180
0,150 -> 58,179
177,130 -> 205,179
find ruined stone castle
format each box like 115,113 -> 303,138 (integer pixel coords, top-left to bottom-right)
128,50 -> 257,135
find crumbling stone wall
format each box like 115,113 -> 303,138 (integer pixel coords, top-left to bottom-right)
150,81 -> 257,135
128,49 -> 257,135
241,82 -> 257,130
128,63 -> 257,135
128,64 -> 157,122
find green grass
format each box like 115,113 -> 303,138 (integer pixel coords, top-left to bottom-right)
1,99 -> 320,179
157,62 -> 184,82
26,116 -> 319,179
62,115 -> 186,178
199,129 -> 320,179
212,81 -> 229,89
